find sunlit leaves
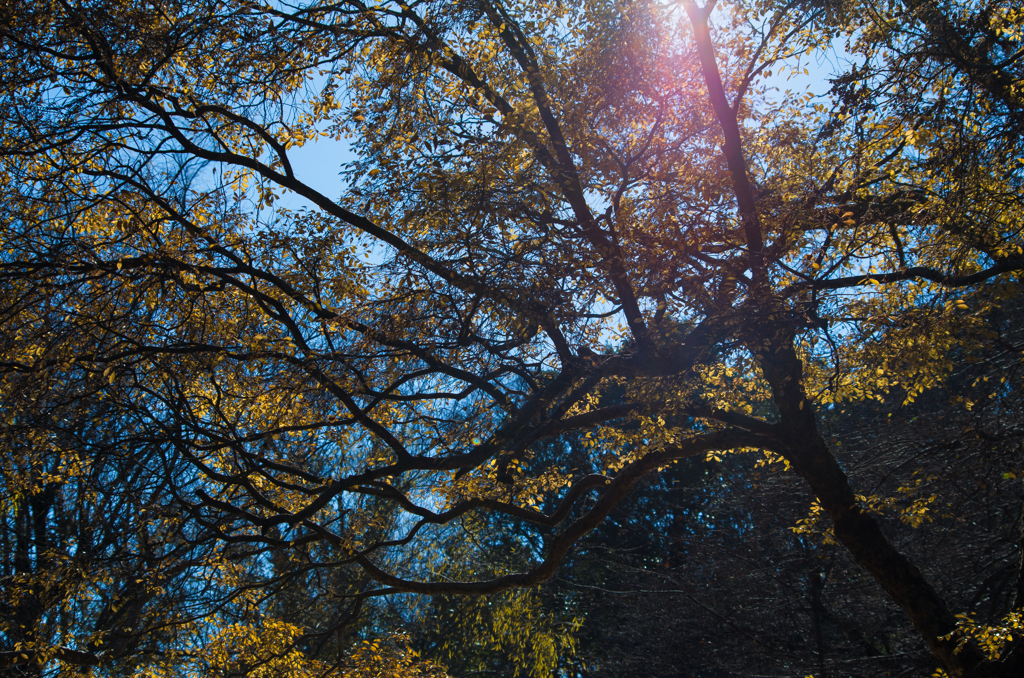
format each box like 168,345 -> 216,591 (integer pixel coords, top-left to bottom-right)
3,0 -> 1024,675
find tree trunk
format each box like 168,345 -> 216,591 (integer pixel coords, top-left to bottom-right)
755,328 -> 996,676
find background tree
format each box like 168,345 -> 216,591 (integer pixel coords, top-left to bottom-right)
2,0 -> 1024,676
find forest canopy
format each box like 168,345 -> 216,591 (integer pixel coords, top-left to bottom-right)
2,0 -> 1024,676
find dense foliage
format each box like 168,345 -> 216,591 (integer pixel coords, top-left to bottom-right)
2,0 -> 1023,676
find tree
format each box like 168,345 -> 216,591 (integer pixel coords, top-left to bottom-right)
2,0 -> 1023,676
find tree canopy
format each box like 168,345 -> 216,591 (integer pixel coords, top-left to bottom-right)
2,0 -> 1023,676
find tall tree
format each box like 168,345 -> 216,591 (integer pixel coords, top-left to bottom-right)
2,0 -> 1023,676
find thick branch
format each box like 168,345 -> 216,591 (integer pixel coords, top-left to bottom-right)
684,2 -> 765,279
0,647 -> 102,668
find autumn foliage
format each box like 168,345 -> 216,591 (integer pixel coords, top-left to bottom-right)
2,1 -> 1024,676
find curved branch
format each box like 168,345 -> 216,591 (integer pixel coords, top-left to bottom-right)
801,257 -> 1024,291
353,429 -> 773,595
